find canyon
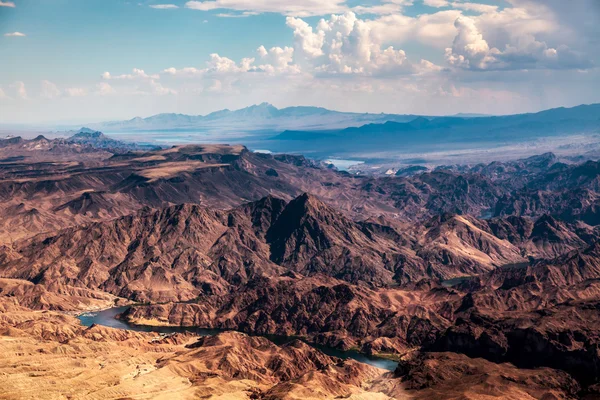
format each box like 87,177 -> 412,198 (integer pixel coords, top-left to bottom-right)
1,133 -> 600,399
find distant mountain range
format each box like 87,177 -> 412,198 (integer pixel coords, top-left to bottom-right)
268,103 -> 600,155
87,103 -> 599,141
275,103 -> 600,141
0,127 -> 161,157
87,103 -> 424,132
82,103 -> 600,162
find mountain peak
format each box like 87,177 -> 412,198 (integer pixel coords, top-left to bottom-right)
219,102 -> 280,119
255,102 -> 276,109
78,127 -> 97,134
287,192 -> 328,213
71,128 -> 106,140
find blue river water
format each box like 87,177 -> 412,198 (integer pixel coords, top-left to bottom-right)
78,306 -> 399,371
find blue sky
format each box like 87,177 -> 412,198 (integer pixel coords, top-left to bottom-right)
1,0 -> 599,123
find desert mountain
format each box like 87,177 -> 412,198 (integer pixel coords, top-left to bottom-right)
1,193 -> 563,304
3,140 -> 600,397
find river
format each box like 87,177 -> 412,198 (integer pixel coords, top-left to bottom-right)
78,306 -> 399,371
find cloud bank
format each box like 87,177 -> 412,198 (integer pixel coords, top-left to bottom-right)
1,0 -> 598,122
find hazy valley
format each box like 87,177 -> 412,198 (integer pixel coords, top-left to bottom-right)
88,103 -> 600,167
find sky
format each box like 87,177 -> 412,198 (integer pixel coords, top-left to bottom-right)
1,0 -> 599,124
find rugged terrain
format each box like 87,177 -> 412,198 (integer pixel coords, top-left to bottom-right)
2,135 -> 600,398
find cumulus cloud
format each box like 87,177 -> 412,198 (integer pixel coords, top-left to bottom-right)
475,2 -> 561,46
162,67 -> 202,76
445,16 -> 493,69
256,46 -> 300,74
8,0 -> 593,120
0,1 -> 15,7
366,10 -> 460,49
79,2 -> 592,110
286,17 -> 325,58
150,4 -> 179,9
286,12 -> 437,76
41,80 -> 61,99
161,47 -> 300,79
100,11 -> 450,85
423,0 -> 448,7
4,32 -> 26,37
206,53 -> 255,73
445,15 -> 592,70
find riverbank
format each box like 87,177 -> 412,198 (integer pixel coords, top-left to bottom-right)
1,302 -> 399,399
77,305 -> 400,371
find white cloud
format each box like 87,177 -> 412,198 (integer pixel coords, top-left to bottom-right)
71,2 -> 591,116
184,0 -> 347,17
475,2 -> 559,45
445,15 -> 592,70
206,53 -> 255,73
4,32 -> 26,37
104,2 -> 593,84
162,66 -> 203,76
161,47 -> 300,78
41,80 -> 61,99
423,0 -> 448,7
10,81 -> 27,99
351,4 -> 400,15
5,0 -> 594,122
150,4 -> 179,9
445,16 -> 493,69
418,59 -> 444,74
287,12 -> 436,76
0,1 -> 15,7
101,68 -> 159,80
367,10 -> 461,49
286,17 -> 324,58
351,0 -> 413,15
256,45 -> 300,74
96,71 -> 177,96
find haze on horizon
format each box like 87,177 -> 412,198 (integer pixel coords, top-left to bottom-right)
1,0 -> 599,124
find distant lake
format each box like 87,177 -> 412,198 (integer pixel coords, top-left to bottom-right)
326,159 -> 365,171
